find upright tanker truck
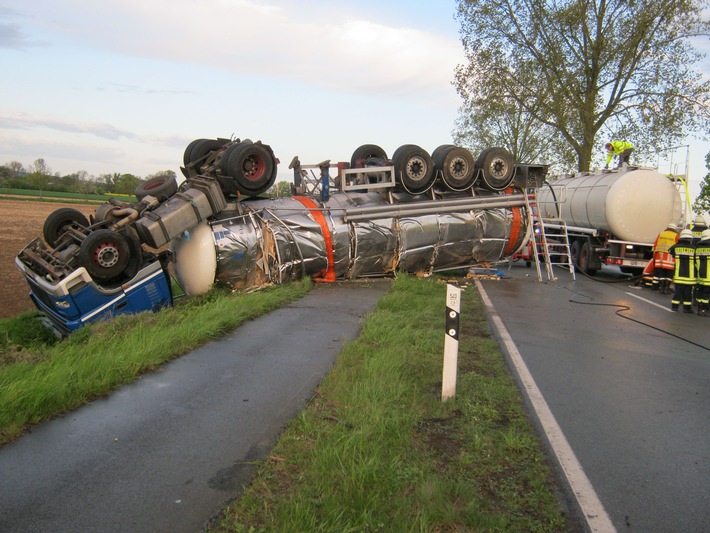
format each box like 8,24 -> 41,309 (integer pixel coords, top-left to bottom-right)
535,165 -> 688,275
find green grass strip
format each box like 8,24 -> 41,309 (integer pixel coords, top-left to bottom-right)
210,275 -> 568,532
0,280 -> 311,445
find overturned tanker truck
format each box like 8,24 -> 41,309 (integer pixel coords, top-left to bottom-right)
16,137 -> 547,335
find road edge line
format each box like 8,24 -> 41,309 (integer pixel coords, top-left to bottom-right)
475,280 -> 617,533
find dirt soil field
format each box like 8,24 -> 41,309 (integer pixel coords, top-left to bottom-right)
0,198 -> 98,319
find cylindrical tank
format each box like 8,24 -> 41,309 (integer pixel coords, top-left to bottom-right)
171,190 -> 529,295
536,168 -> 682,243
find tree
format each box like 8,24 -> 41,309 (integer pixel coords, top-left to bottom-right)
7,161 -> 24,177
693,152 -> 710,214
113,173 -> 142,195
145,170 -> 176,181
453,97 -> 577,173
28,158 -> 52,197
273,180 -> 292,198
454,0 -> 710,172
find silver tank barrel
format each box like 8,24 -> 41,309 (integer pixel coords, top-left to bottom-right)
536,168 -> 682,243
176,189 -> 530,292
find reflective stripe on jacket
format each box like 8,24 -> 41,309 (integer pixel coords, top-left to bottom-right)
670,243 -> 697,284
653,229 -> 678,270
696,241 -> 710,286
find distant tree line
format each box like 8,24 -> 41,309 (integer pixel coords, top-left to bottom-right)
0,158 -> 176,197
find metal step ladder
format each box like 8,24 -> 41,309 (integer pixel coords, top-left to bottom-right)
524,188 -> 576,281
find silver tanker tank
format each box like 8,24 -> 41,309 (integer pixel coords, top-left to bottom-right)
536,167 -> 683,243
171,190 -> 530,296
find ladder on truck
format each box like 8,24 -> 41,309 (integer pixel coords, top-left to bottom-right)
524,188 -> 576,281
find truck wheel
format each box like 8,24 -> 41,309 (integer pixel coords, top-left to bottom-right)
184,138 -> 228,172
43,208 -> 90,247
392,144 -> 435,194
477,147 -> 514,190
570,240 -> 581,271
134,174 -> 178,202
431,144 -> 455,166
579,242 -> 597,276
350,144 -> 387,168
78,229 -> 132,282
221,141 -> 276,196
436,146 -> 476,191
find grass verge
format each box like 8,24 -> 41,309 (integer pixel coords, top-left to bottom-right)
0,279 -> 311,446
209,275 -> 571,532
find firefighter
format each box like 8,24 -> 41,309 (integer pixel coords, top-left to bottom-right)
652,223 -> 678,293
604,140 -> 634,169
695,229 -> 710,317
691,214 -> 708,243
669,229 -> 697,313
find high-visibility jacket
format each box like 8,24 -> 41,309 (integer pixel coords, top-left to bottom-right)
695,238 -> 710,286
606,140 -> 634,165
653,229 -> 678,270
669,240 -> 696,284
691,224 -> 707,243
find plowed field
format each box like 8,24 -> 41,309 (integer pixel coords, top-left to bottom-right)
0,198 -> 98,318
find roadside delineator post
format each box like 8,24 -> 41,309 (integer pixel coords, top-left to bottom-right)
442,284 -> 461,401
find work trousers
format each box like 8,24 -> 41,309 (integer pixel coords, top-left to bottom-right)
672,283 -> 694,312
653,267 -> 673,291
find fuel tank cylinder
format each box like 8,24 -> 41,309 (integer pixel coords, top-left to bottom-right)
171,190 -> 529,295
536,168 -> 682,243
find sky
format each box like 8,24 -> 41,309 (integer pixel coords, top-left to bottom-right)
1,0 -> 709,201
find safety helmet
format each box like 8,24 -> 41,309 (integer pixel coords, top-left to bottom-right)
694,214 -> 707,226
702,229 -> 710,241
680,229 -> 693,240
666,223 -> 677,232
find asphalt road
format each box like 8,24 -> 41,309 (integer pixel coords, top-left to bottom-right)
0,280 -> 391,533
478,263 -> 710,533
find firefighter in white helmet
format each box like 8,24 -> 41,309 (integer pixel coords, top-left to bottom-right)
695,229 -> 710,317
669,229 -> 697,313
691,214 -> 708,244
652,223 -> 679,293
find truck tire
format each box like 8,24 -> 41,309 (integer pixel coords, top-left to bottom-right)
431,144 -> 455,166
78,229 -> 132,282
184,138 -> 228,172
350,144 -> 387,168
392,144 -> 435,194
436,146 -> 476,191
134,174 -> 178,202
579,241 -> 597,276
220,141 -> 276,196
477,147 -> 514,190
43,208 -> 90,247
570,240 -> 581,271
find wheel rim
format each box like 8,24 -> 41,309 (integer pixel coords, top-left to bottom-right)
406,156 -> 428,181
489,156 -> 510,179
93,242 -> 120,268
243,154 -> 266,181
449,156 -> 468,179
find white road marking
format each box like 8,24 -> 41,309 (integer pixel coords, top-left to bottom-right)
475,280 -> 617,533
624,292 -> 674,312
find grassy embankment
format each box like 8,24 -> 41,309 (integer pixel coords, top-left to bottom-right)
0,275 -> 571,531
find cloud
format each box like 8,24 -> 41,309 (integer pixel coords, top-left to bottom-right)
0,7 -> 49,49
14,0 -> 463,104
0,111 -> 138,141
